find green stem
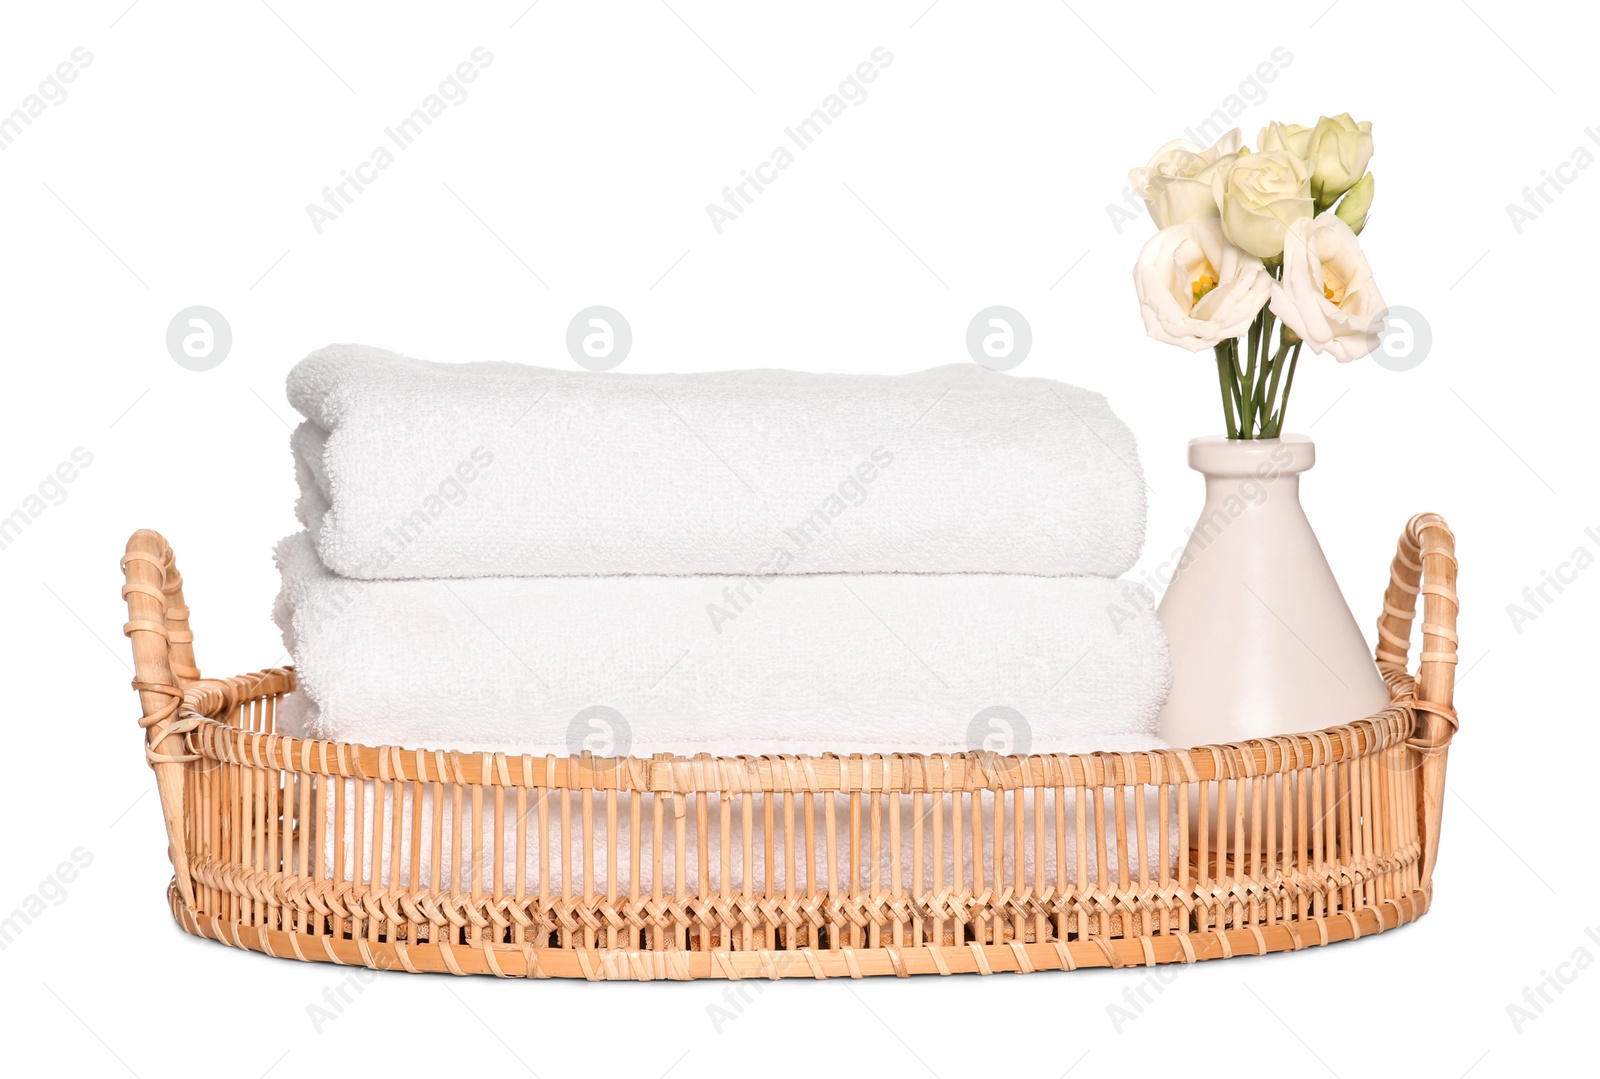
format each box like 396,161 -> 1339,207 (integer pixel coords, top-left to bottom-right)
1246,310 -> 1261,406
1270,341 -> 1303,434
1253,308 -> 1277,418
1214,345 -> 1238,439
1239,325 -> 1259,437
1252,352 -> 1270,422
1249,262 -> 1285,436
1228,341 -> 1247,432
1260,335 -> 1291,437
1229,338 -> 1245,417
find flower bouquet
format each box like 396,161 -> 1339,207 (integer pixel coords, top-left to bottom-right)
1130,115 -> 1384,439
1130,114 -> 1395,750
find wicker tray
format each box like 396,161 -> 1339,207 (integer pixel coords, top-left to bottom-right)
121,514 -> 1459,980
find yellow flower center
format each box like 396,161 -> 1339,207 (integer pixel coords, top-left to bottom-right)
1191,274 -> 1219,309
1322,265 -> 1350,306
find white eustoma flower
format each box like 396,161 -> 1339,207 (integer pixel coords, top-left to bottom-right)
1128,129 -> 1242,229
1212,150 -> 1314,259
1269,213 -> 1387,361
1134,218 -> 1272,352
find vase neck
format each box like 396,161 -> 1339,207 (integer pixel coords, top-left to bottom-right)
1188,434 -> 1314,479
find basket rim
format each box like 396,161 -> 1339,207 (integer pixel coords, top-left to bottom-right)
179,665 -> 1422,792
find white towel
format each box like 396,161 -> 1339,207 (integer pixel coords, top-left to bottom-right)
286,345 -> 1147,580
274,532 -> 1171,757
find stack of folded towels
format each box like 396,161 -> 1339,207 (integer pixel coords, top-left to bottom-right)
273,344 -> 1172,887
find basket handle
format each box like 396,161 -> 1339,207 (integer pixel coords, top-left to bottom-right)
1375,512 -> 1459,747
121,529 -> 198,908
1374,512 -> 1459,890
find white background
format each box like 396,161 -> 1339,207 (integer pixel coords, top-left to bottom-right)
2,1 -> 1593,1076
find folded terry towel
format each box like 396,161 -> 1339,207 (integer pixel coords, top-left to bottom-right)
287,345 -> 1147,580
274,532 -> 1171,757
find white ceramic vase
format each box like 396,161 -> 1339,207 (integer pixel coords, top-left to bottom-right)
1155,434 -> 1390,749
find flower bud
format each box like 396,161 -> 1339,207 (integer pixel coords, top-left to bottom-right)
1333,172 -> 1374,235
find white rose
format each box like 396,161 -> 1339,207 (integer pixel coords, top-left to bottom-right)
1128,129 -> 1242,229
1133,218 -> 1272,352
1268,213 -> 1387,362
1305,113 -> 1373,209
1258,121 -> 1313,159
1212,150 -> 1314,259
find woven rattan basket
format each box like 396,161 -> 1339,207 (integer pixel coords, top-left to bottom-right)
121,513 -> 1459,980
